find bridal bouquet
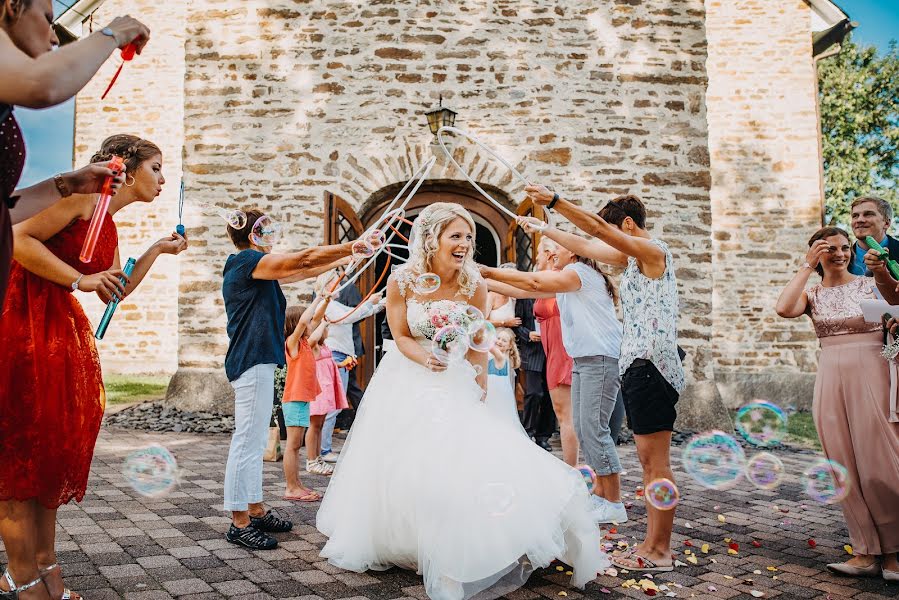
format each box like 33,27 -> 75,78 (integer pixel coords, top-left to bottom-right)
882,338 -> 899,362
413,300 -> 477,342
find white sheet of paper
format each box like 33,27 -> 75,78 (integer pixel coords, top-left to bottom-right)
860,298 -> 899,323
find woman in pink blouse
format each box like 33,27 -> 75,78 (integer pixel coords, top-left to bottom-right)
776,226 -> 899,581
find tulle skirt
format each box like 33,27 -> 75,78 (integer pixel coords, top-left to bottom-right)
316,349 -> 608,600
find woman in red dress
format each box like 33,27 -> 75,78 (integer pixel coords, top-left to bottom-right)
0,135 -> 188,600
532,237 -> 577,466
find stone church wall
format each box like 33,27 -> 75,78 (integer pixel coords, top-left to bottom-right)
72,0 -> 824,418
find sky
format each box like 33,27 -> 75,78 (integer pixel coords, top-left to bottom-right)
13,0 -> 899,188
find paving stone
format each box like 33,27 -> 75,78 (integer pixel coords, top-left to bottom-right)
161,577 -> 214,596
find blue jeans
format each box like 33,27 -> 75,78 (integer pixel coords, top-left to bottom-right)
322,350 -> 351,455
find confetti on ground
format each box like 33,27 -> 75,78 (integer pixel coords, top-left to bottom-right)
844,544 -> 853,555
751,540 -> 762,548
717,514 -> 726,523
686,555 -> 698,565
558,592 -> 567,597
684,521 -> 693,528
808,539 -> 817,548
767,566 -> 778,572
684,540 -> 693,547
600,588 -> 611,594
701,543 -> 710,554
674,560 -> 688,567
707,585 -> 718,592
750,591 -> 765,598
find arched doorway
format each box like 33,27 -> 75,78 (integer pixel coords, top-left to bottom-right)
323,180 -> 547,389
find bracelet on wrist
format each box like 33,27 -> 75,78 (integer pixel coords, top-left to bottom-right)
547,193 -> 560,210
53,173 -> 71,198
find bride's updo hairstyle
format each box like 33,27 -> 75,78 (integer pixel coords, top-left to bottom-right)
406,202 -> 480,297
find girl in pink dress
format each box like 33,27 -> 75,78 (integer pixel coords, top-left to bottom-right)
306,325 -> 350,476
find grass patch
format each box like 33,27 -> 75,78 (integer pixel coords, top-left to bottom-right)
104,375 -> 169,405
785,411 -> 821,450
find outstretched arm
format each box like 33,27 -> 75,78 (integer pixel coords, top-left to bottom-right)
0,17 -> 150,109
525,185 -> 665,273
480,264 -> 581,294
485,278 -> 554,300
253,242 -> 353,281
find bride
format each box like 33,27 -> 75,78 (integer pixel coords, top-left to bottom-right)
316,203 -> 607,600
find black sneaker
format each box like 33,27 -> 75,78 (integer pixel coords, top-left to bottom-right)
250,510 -> 293,533
226,524 -> 277,549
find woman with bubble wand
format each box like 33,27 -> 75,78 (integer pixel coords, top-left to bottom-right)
317,202 -> 608,600
0,135 -> 187,600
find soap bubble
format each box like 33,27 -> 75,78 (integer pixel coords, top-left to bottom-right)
122,445 -> 179,498
461,305 -> 484,323
681,431 -> 746,490
645,478 -> 680,510
413,273 -> 441,295
367,229 -> 386,249
745,452 -> 785,490
431,324 -> 468,364
803,459 -> 851,504
249,215 -> 281,248
200,203 -> 246,229
575,464 -> 596,490
351,239 -> 374,259
467,320 -> 497,352
735,400 -> 788,447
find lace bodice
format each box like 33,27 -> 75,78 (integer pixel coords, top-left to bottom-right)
806,277 -> 881,338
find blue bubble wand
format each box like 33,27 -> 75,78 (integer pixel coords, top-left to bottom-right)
95,257 -> 136,340
176,180 -> 185,236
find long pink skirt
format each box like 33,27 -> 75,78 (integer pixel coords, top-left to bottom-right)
814,332 -> 899,555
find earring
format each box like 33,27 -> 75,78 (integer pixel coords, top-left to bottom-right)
125,174 -> 136,187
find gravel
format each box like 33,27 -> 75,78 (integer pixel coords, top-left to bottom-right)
105,402 -> 234,434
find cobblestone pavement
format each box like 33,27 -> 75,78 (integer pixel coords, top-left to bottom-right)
1,427 -> 896,600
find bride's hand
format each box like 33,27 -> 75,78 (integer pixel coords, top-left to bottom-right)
424,354 -> 447,372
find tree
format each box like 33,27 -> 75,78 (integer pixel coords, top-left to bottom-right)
819,38 -> 899,227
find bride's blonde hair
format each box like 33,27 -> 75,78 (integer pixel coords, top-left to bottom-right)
404,202 -> 480,298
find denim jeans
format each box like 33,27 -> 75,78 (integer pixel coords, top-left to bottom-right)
224,363 -> 276,511
571,355 -> 622,476
321,350 -> 351,455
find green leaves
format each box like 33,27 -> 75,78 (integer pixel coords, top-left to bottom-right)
820,38 -> 899,227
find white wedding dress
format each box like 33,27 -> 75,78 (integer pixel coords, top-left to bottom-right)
316,294 -> 608,600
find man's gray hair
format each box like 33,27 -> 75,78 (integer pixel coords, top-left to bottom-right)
851,196 -> 894,225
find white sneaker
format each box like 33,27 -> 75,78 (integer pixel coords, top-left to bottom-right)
590,496 -> 628,524
306,458 -> 334,475
321,452 -> 339,463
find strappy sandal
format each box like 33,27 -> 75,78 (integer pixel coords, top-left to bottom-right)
1,570 -> 45,599
38,564 -> 82,600
611,553 -> 674,573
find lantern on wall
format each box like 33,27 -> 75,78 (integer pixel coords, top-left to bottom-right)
424,95 -> 457,136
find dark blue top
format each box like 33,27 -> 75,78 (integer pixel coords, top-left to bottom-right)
222,249 -> 286,381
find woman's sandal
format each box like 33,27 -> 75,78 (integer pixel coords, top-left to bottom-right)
283,491 -> 322,502
38,564 -> 82,600
611,553 -> 674,573
1,570 -> 45,599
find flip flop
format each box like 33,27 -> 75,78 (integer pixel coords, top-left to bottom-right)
611,553 -> 674,573
283,492 -> 322,502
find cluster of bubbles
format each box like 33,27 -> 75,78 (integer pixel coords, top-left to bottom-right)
682,430 -> 747,490
735,400 -> 788,447
430,306 -> 499,364
803,458 -> 851,504
678,399 -> 853,505
122,445 -> 179,498
645,478 -> 680,511
249,215 -> 281,248
201,203 -> 247,229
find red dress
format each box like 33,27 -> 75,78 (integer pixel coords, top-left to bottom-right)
0,213 -> 117,508
534,297 -> 573,390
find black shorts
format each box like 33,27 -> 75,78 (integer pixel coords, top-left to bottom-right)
621,360 -> 679,435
